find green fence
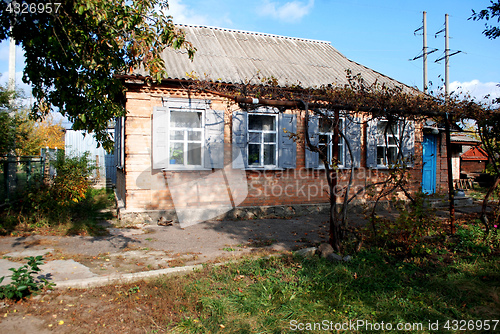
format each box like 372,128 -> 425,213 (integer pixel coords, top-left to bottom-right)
0,155 -> 45,203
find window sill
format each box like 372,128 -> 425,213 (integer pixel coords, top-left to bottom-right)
245,167 -> 284,171
371,166 -> 414,170
162,166 -> 213,171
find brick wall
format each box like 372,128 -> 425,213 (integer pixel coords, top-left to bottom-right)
461,160 -> 487,175
436,133 -> 449,192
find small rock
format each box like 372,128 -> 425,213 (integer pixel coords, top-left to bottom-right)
295,247 -> 317,257
317,243 -> 334,258
343,255 -> 352,262
326,253 -> 343,262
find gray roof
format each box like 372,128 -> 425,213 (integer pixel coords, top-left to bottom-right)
136,25 -> 414,90
450,134 -> 481,144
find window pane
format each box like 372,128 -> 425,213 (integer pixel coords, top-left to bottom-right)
377,146 -> 386,165
248,144 -> 260,166
319,134 -> 329,145
388,147 -> 398,165
170,130 -> 184,140
248,115 -> 276,131
171,111 -> 202,128
187,143 -> 202,165
188,131 -> 202,141
319,143 -> 327,157
170,143 -> 184,164
338,143 -> 344,165
377,121 -> 388,135
390,123 -> 398,135
319,118 -> 333,132
264,144 -> 276,165
264,133 -> 276,143
248,132 -> 261,143
388,137 -> 397,146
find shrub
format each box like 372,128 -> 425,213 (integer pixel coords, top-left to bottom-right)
453,221 -> 500,255
0,151 -> 97,232
366,192 -> 443,256
51,150 -> 95,206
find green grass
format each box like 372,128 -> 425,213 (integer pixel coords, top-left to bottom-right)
466,186 -> 499,201
142,250 -> 499,333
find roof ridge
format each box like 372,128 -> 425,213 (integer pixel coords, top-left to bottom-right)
175,24 -> 332,45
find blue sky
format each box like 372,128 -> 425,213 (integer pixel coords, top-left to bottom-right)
1,0 -> 499,108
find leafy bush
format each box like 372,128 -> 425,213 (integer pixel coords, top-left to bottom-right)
0,151 -> 104,234
0,256 -> 55,300
51,150 -> 95,205
367,192 -> 443,256
23,151 -> 95,212
453,222 -> 500,255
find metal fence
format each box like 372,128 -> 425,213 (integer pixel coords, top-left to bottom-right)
0,155 -> 46,202
65,130 -> 116,188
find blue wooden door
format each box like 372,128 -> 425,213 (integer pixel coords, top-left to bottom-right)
422,134 -> 437,194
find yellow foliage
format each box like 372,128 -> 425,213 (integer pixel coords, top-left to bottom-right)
15,111 -> 65,155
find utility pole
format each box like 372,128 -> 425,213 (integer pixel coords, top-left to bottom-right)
6,30 -> 17,197
8,30 -> 15,93
445,14 -> 450,97
443,13 -> 455,234
411,12 -> 436,93
423,11 -> 428,93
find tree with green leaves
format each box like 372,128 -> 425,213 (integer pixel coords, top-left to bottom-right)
471,0 -> 500,40
0,81 -> 22,155
0,0 -> 195,151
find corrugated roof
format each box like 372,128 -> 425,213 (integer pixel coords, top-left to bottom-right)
134,25 -> 414,90
450,134 -> 481,144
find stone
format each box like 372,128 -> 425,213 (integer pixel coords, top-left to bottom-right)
295,247 -> 317,258
343,255 -> 352,262
317,243 -> 334,258
326,253 -> 343,262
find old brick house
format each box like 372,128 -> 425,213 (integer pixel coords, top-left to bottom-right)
114,25 -> 428,225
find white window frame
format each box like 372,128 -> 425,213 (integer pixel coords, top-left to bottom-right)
376,119 -> 401,168
318,117 -> 345,169
247,112 -> 279,169
168,107 -> 205,169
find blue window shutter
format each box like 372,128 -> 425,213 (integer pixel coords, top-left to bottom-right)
366,119 -> 378,168
152,106 -> 169,169
305,115 -> 319,168
232,111 -> 248,169
344,117 -> 361,168
204,109 -> 224,169
402,121 -> 415,167
278,113 -> 297,169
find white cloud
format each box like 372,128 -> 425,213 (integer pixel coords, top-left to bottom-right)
259,0 -> 314,23
450,80 -> 500,105
164,0 -> 212,26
